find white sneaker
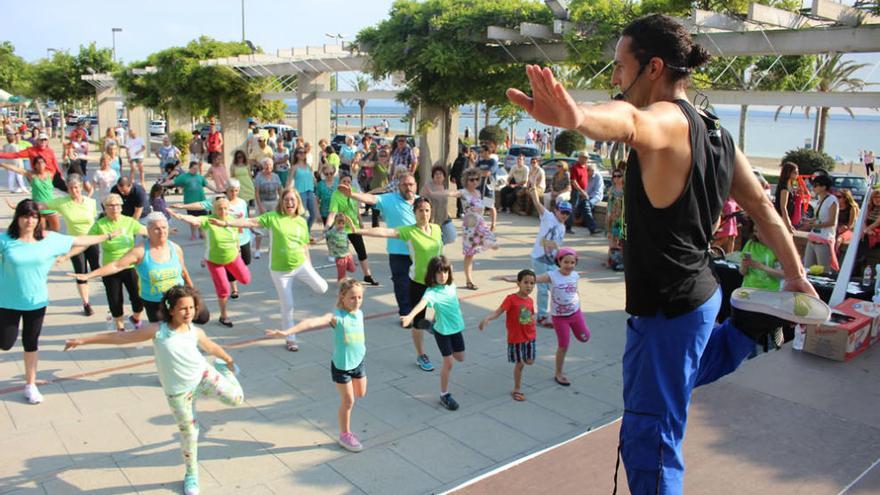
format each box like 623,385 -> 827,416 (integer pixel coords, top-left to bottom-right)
254,251 -> 261,259
23,384 -> 43,404
730,288 -> 830,325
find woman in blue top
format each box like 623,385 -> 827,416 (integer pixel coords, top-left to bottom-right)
75,212 -> 209,324
265,278 -> 367,452
0,199 -> 112,404
291,147 -> 319,237
65,285 -> 242,495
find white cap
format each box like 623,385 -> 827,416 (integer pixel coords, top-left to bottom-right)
37,132 -> 49,140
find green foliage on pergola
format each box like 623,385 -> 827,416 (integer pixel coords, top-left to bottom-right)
356,0 -> 553,109
115,37 -> 285,121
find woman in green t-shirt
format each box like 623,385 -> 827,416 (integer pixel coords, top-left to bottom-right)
40,174 -> 99,316
217,187 -> 328,351
0,155 -> 61,232
355,197 -> 442,367
169,196 -> 252,328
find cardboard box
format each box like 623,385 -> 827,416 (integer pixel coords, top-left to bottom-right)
804,298 -> 873,362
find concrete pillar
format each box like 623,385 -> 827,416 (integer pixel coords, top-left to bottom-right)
96,86 -> 119,140
417,104 -> 460,218
167,107 -> 192,134
127,106 -> 149,149
297,72 -> 331,167
219,100 -> 249,169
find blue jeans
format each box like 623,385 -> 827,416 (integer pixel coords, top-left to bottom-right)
620,288 -> 755,494
300,190 -> 318,231
566,191 -> 597,232
389,254 -> 412,315
531,257 -> 554,320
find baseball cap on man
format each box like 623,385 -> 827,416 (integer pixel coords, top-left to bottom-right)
37,132 -> 49,140
557,201 -> 573,213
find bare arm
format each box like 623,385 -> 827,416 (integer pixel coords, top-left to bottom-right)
72,232 -> 116,248
357,226 -> 399,238
167,209 -> 203,227
196,328 -> 234,367
506,65 -> 683,151
71,246 -> 143,280
729,149 -> 815,296
530,183 -> 546,217
0,161 -> 31,177
478,307 -> 506,331
214,216 -> 261,229
400,299 -> 429,328
65,324 -> 159,350
265,313 -> 334,338
337,183 -> 378,205
170,202 -> 209,211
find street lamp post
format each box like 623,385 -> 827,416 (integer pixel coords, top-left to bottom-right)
111,28 -> 123,62
241,0 -> 246,41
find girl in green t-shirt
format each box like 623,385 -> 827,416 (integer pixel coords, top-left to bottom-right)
0,155 -> 61,232
739,223 -> 783,292
265,278 -> 368,452
169,196 -> 252,328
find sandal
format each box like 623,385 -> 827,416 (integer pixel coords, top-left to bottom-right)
286,341 -> 299,352
537,316 -> 554,329
511,391 -> 526,402
230,290 -> 239,300
218,317 -> 234,328
465,282 -> 479,291
554,376 -> 571,387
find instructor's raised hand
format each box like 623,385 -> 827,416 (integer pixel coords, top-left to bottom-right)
506,65 -> 585,130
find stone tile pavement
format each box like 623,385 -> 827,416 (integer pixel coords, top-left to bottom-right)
0,159 -> 631,494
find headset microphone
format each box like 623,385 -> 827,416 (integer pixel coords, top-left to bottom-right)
612,63 -> 646,102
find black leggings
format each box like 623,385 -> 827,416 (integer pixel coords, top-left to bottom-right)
71,245 -> 100,285
0,307 -> 46,352
143,299 -> 210,324
408,280 -> 428,328
101,268 -> 144,318
347,233 -> 368,261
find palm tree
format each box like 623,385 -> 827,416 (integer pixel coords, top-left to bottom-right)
348,75 -> 371,130
775,53 -> 869,152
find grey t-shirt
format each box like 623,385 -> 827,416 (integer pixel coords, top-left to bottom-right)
254,173 -> 282,202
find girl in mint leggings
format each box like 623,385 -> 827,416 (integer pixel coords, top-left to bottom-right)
64,286 -> 243,495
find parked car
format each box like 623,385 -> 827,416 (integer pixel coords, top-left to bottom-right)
830,172 -> 868,205
259,124 -> 297,144
330,134 -> 349,152
150,120 -> 167,135
66,113 -> 83,126
503,144 -> 541,170
117,118 -> 129,129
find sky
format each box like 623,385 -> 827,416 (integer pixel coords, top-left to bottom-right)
4,0 -> 878,90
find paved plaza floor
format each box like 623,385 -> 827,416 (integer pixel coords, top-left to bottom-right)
0,153 -> 630,494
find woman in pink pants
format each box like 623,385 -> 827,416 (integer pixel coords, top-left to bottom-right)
168,196 -> 251,327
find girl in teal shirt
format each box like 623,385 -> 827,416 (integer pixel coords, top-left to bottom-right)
401,255 -> 466,412
265,278 -> 368,453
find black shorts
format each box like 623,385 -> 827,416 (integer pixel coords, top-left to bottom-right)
347,233 -> 368,261
434,331 -> 465,357
330,359 -> 366,384
190,209 -> 208,217
0,306 -> 46,353
507,339 -> 536,363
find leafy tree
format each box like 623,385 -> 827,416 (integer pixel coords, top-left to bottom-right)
555,129 -> 586,156
494,102 -> 525,146
116,37 -> 285,122
782,148 -> 835,175
0,42 -> 31,95
357,0 -> 552,177
479,124 -> 507,146
170,129 -> 192,161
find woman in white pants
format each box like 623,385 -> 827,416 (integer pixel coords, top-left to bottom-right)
216,187 -> 328,351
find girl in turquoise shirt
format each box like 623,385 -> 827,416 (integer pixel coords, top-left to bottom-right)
265,278 -> 367,453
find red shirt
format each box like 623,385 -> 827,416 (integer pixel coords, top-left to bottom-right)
500,293 -> 537,344
207,131 -> 223,152
570,162 -> 588,190
0,145 -> 60,175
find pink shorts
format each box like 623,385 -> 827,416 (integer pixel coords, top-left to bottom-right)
551,311 -> 590,348
335,254 -> 356,280
206,255 -> 252,299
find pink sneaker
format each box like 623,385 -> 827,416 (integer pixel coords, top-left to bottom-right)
338,432 -> 363,452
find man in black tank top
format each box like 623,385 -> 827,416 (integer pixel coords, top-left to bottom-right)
508,14 -> 824,494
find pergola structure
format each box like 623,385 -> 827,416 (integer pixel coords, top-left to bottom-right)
85,0 -> 880,176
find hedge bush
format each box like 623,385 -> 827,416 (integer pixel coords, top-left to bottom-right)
781,148 -> 835,175
554,129 -> 586,157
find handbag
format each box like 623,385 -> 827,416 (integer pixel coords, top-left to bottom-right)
441,218 -> 457,245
